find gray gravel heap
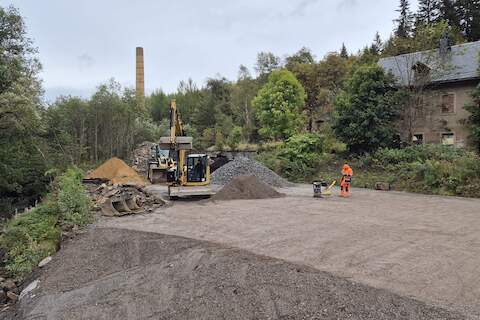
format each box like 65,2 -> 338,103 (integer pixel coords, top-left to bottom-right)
211,157 -> 291,187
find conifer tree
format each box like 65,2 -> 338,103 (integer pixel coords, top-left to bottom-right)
439,0 -> 461,30
395,0 -> 414,38
370,32 -> 383,55
457,0 -> 480,41
340,43 -> 348,58
416,0 -> 440,25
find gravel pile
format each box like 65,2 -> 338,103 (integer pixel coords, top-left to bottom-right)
14,228 -> 466,320
212,175 -> 285,201
211,157 -> 291,187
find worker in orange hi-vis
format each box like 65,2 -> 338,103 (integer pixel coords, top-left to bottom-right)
340,164 -> 353,197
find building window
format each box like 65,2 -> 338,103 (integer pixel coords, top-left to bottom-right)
413,133 -> 424,145
441,93 -> 455,113
441,132 -> 455,145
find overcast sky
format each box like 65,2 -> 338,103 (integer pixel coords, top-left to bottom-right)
3,0 -> 418,102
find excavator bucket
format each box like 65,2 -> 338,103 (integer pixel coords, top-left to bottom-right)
148,167 -> 168,184
100,193 -> 144,217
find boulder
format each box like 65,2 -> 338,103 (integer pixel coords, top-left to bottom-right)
6,291 -> 18,302
38,256 -> 52,268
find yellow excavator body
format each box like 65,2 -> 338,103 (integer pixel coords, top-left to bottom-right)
158,100 -> 213,199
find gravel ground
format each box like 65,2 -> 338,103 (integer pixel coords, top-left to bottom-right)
211,157 -> 291,187
105,185 -> 480,319
12,228 -> 465,320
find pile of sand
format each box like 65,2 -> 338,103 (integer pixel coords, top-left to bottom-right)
212,175 -> 284,201
85,157 -> 146,186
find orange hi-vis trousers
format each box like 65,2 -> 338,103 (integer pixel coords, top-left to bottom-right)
340,174 -> 352,197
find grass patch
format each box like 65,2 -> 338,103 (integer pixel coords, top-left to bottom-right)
1,167 -> 92,280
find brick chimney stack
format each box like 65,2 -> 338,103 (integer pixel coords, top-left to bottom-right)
136,47 -> 145,97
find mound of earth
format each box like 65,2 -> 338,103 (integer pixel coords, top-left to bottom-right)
85,157 -> 145,186
212,175 -> 284,201
12,228 -> 465,320
211,157 -> 291,187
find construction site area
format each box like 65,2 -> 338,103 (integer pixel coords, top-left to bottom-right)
5,154 -> 479,320
4,2 -> 480,319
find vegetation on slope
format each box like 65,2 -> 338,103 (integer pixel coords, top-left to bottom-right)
1,168 -> 92,279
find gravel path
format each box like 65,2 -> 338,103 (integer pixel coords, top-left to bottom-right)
12,228 -> 465,320
212,157 -> 291,187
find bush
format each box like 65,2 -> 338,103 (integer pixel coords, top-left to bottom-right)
279,133 -> 329,180
227,126 -> 243,150
57,168 -> 92,229
356,145 -> 480,197
257,133 -> 345,182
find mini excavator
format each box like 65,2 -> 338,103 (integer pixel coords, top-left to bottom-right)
156,100 -> 213,199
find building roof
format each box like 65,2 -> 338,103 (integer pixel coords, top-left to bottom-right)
378,41 -> 480,86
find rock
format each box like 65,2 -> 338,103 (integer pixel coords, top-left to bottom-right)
375,182 -> 391,191
2,279 -> 16,291
0,291 -> 6,304
19,280 -> 39,300
6,291 -> 18,302
38,256 -> 52,268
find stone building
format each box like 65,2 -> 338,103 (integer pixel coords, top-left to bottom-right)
378,41 -> 480,147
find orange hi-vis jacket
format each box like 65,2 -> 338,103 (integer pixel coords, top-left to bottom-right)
341,164 -> 353,186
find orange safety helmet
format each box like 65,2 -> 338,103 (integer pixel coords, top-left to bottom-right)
342,164 -> 353,176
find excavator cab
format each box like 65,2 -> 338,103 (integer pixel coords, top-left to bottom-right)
187,154 -> 209,183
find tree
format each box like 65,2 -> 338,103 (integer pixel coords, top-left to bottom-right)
333,65 -> 402,154
465,84 -> 480,151
285,47 -> 315,69
174,79 -> 202,124
416,0 -> 440,26
0,5 -> 46,214
252,70 -> 306,140
395,0 -> 414,38
149,89 -> 170,123
370,32 -> 383,55
231,65 -> 259,141
255,52 -> 281,77
383,20 -> 464,56
439,0 -> 461,29
457,0 -> 480,41
340,43 -> 348,58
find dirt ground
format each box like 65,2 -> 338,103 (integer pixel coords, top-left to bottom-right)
98,185 -> 480,319
13,228 -> 465,320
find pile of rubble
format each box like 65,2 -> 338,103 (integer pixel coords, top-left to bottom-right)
131,141 -> 155,177
0,277 -> 19,305
84,157 -> 164,217
86,184 -> 164,217
211,157 -> 291,188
